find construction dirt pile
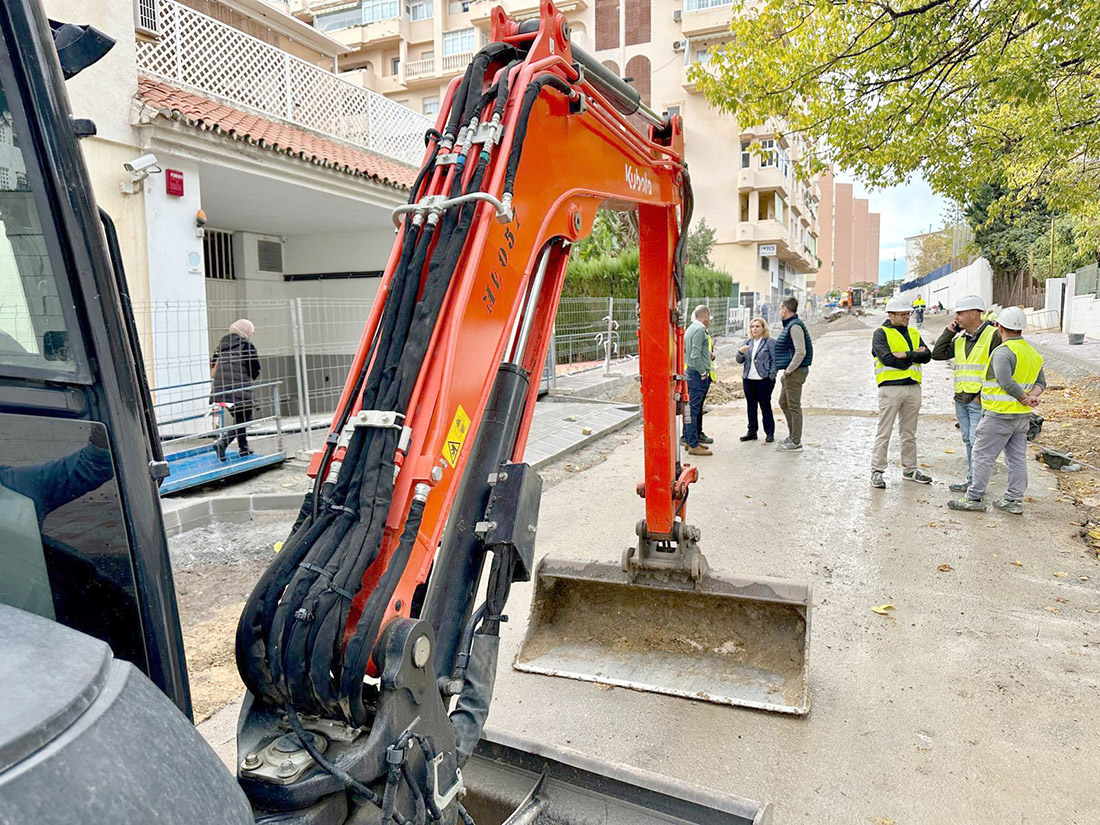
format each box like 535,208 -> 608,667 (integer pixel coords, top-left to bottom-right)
1035,371 -> 1100,560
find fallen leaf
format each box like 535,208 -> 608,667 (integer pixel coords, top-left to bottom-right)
937,564 -> 953,572
273,541 -> 283,554
1089,530 -> 1100,541
920,463 -> 931,468
1044,606 -> 1061,614
871,604 -> 895,615
1053,572 -> 1068,578
1010,560 -> 1023,567
1079,575 -> 1090,582
1056,597 -> 1069,604
926,521 -> 938,528
945,448 -> 956,454
743,494 -> 752,498
594,682 -> 614,691
1086,608 -> 1100,614
869,819 -> 896,825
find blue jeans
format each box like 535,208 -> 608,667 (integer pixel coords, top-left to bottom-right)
954,397 -> 982,483
685,369 -> 710,447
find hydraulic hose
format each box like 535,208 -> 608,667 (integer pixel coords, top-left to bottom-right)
502,75 -> 574,196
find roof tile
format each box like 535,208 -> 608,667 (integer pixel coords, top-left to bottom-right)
137,77 -> 418,190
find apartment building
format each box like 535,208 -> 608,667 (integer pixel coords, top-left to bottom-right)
817,168 -> 881,294
290,0 -> 821,308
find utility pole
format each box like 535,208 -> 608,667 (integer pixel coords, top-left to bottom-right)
1050,215 -> 1056,282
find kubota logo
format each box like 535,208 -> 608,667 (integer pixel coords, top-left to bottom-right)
625,164 -> 653,195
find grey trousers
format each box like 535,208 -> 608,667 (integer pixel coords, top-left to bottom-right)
779,367 -> 808,444
966,414 -> 1030,502
872,383 -> 921,473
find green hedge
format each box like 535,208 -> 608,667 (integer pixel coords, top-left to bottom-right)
562,249 -> 734,298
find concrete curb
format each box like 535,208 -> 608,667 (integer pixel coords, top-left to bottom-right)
528,406 -> 641,470
1033,341 -> 1100,381
161,492 -> 304,537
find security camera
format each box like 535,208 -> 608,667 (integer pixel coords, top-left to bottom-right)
124,153 -> 160,174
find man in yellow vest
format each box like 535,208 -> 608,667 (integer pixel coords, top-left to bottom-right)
930,294 -> 1001,492
912,294 -> 927,326
949,306 -> 1045,515
870,296 -> 932,489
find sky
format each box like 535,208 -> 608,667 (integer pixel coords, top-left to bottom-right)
842,174 -> 951,284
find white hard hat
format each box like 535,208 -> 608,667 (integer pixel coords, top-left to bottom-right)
885,296 -> 912,313
996,306 -> 1027,331
954,294 -> 986,312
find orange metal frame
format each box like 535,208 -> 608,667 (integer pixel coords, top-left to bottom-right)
308,1 -> 694,661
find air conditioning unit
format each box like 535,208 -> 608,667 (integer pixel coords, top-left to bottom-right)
673,9 -> 682,22
133,0 -> 159,36
672,40 -> 686,52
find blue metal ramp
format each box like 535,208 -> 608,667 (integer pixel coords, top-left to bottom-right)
159,444 -> 286,495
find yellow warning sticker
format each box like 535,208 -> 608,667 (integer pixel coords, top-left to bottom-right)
442,404 -> 471,467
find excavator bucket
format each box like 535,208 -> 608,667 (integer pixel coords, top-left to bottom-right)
514,558 -> 811,715
466,727 -> 772,824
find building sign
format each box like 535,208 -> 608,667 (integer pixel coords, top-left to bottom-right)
165,168 -> 184,197
758,243 -> 777,257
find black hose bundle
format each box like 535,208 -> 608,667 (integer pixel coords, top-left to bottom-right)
235,44 -> 528,729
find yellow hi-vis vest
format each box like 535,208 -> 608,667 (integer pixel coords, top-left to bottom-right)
952,323 -> 996,394
981,337 -> 1043,415
874,325 -> 923,385
706,333 -> 716,381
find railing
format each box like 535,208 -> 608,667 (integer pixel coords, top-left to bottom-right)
405,56 -> 436,79
136,0 -> 432,166
442,52 -> 474,73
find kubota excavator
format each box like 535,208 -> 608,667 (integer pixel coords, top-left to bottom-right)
0,2 -> 806,823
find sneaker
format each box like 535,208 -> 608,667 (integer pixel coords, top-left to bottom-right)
949,482 -> 970,493
739,433 -> 758,442
776,441 -> 803,452
686,445 -> 713,456
871,471 -> 886,489
903,469 -> 932,484
214,442 -> 227,462
993,498 -> 1024,515
698,433 -> 714,445
948,497 -> 987,512
765,435 -> 775,443
779,436 -> 793,446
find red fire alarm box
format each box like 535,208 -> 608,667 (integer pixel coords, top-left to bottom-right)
165,169 -> 184,197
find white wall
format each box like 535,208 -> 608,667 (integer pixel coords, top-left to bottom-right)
283,228 -> 393,277
898,257 -> 993,311
1068,294 -> 1100,340
144,155 -> 208,401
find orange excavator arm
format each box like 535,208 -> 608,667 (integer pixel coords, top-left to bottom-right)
233,2 -> 700,815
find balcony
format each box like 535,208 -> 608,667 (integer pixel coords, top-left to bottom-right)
737,165 -> 789,198
680,2 -> 733,37
136,0 -> 431,166
405,56 -> 436,81
331,15 -> 407,47
470,0 -> 588,29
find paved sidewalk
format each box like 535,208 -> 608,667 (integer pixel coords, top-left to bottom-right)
1031,331 -> 1100,379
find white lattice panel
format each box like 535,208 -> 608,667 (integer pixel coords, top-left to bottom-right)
136,0 -> 431,166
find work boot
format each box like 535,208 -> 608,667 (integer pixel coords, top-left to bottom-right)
949,482 -> 970,493
698,433 -> 714,444
903,469 -> 932,484
993,498 -> 1024,515
765,434 -> 775,443
686,444 -> 712,456
870,470 -> 886,489
776,441 -> 802,452
739,433 -> 758,442
948,497 -> 987,512
214,441 -> 227,462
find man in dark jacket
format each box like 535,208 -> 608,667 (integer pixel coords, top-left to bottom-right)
211,318 -> 261,461
871,297 -> 932,489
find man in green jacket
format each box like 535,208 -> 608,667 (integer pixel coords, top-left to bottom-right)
683,305 -> 713,456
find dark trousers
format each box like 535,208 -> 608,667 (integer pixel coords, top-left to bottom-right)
217,401 -> 253,453
743,377 -> 775,437
685,369 -> 710,447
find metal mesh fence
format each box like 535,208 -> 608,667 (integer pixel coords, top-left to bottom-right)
1075,263 -> 1099,297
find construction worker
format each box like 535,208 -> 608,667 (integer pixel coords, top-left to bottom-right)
912,294 -> 927,327
775,296 -> 813,451
931,294 -> 1001,492
870,296 -> 932,489
683,305 -> 713,455
949,306 -> 1045,515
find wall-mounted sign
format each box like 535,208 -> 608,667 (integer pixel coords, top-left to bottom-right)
165,168 -> 184,197
759,243 -> 777,257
